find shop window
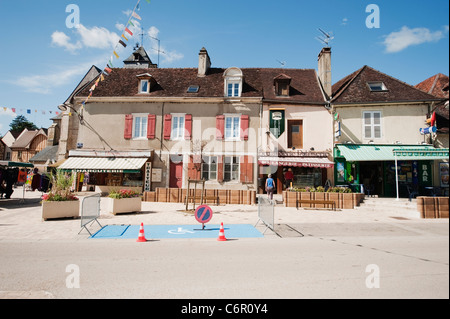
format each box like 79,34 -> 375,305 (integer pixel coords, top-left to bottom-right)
224,156 -> 239,182
288,120 -> 303,149
202,156 -> 218,181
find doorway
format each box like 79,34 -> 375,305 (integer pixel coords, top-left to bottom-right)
169,156 -> 183,188
360,162 -> 383,196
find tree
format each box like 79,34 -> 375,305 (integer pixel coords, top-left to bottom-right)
9,115 -> 38,132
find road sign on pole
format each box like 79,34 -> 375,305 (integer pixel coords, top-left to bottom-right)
195,205 -> 213,230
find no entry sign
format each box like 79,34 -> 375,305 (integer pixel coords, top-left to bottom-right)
195,205 -> 213,228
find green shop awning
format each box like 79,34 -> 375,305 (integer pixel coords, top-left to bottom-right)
336,145 -> 449,162
0,161 -> 34,168
57,157 -> 149,173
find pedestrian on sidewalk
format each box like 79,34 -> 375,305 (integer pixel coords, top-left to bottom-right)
266,174 -> 275,200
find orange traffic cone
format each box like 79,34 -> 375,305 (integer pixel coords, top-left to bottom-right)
217,222 -> 227,241
137,223 -> 147,242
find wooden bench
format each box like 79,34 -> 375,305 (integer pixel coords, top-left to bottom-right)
185,196 -> 220,206
296,200 -> 336,211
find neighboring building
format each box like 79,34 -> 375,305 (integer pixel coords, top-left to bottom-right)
1,130 -> 22,161
29,114 -> 62,171
10,128 -> 48,163
416,73 -> 449,193
331,65 -> 447,198
57,46 -> 332,194
0,138 -> 6,160
258,48 -> 334,194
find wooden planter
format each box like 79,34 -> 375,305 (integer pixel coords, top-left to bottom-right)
284,191 -> 357,209
42,200 -> 80,221
418,197 -> 449,219
107,197 -> 142,215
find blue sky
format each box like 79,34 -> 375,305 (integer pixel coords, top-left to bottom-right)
0,0 -> 449,136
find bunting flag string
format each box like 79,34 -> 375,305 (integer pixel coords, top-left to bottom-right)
0,106 -> 62,116
79,0 -> 151,108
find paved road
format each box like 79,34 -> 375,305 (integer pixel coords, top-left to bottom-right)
0,190 -> 448,300
0,225 -> 448,299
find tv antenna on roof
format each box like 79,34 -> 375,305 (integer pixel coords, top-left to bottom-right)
276,60 -> 286,68
316,28 -> 334,47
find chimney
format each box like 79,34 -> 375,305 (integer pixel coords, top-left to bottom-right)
318,47 -> 332,98
198,47 -> 211,77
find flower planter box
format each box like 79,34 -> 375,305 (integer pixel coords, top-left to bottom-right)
107,197 -> 142,215
42,200 -> 80,221
342,193 -> 354,209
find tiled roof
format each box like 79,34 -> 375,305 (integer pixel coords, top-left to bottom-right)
332,65 -> 442,104
77,67 -> 325,104
10,129 -> 46,149
415,73 -> 449,99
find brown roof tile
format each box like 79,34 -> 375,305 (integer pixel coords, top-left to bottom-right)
77,67 -> 325,104
332,66 -> 442,104
415,73 -> 449,99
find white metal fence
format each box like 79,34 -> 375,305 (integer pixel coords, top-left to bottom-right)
255,195 -> 275,234
79,194 -> 102,236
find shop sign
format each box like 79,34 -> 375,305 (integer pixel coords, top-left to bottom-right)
144,162 -> 152,192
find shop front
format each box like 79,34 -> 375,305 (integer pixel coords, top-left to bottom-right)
334,144 -> 449,198
258,151 -> 334,194
58,150 -> 153,194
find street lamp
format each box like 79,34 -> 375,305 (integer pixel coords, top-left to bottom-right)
58,103 -> 84,125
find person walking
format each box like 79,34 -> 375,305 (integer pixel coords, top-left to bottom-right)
266,174 -> 275,200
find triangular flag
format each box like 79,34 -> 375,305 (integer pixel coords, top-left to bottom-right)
125,27 -> 133,36
132,12 -> 142,20
100,74 -> 105,82
12,108 -> 16,113
113,51 -> 119,59
128,20 -> 135,27
104,67 -> 112,74
121,34 -> 128,41
146,0 -> 151,3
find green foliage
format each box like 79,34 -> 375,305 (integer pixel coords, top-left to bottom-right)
41,171 -> 78,202
9,115 -> 38,132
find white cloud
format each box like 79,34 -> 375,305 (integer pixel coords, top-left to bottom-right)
383,25 -> 449,53
12,61 -> 102,95
51,31 -> 82,53
51,24 -> 120,53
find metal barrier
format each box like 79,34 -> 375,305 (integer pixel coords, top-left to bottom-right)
79,194 -> 102,236
255,195 -> 275,234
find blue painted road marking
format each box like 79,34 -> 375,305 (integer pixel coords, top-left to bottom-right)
90,224 -> 264,239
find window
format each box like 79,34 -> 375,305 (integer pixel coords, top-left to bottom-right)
227,82 -> 240,97
133,114 -> 148,139
187,85 -> 199,93
139,80 -> 149,94
224,67 -> 243,98
171,114 -> 185,140
363,111 -> 382,139
224,156 -> 239,182
224,114 -> 241,140
202,156 -> 218,181
368,82 -> 387,92
288,120 -> 303,149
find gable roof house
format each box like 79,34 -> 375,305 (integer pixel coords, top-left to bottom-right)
10,128 -> 48,164
55,46 -> 332,196
331,65 -> 448,198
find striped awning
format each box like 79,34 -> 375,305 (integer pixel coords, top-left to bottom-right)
58,157 -> 149,173
258,157 -> 334,168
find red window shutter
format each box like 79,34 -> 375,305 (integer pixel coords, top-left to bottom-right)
216,115 -> 225,140
163,114 -> 172,140
188,155 -> 201,180
240,156 -> 254,183
124,114 -> 133,139
147,114 -> 156,139
185,114 -> 192,140
241,115 -> 249,141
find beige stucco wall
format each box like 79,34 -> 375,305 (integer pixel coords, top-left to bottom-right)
72,99 -> 261,190
335,103 -> 430,145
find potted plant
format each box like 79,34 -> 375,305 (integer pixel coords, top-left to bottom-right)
41,171 -> 80,221
107,189 -> 142,215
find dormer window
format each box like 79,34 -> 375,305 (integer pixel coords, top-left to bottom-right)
136,73 -> 154,94
274,74 -> 292,97
140,79 -> 149,93
224,67 -> 243,98
368,82 -> 388,92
